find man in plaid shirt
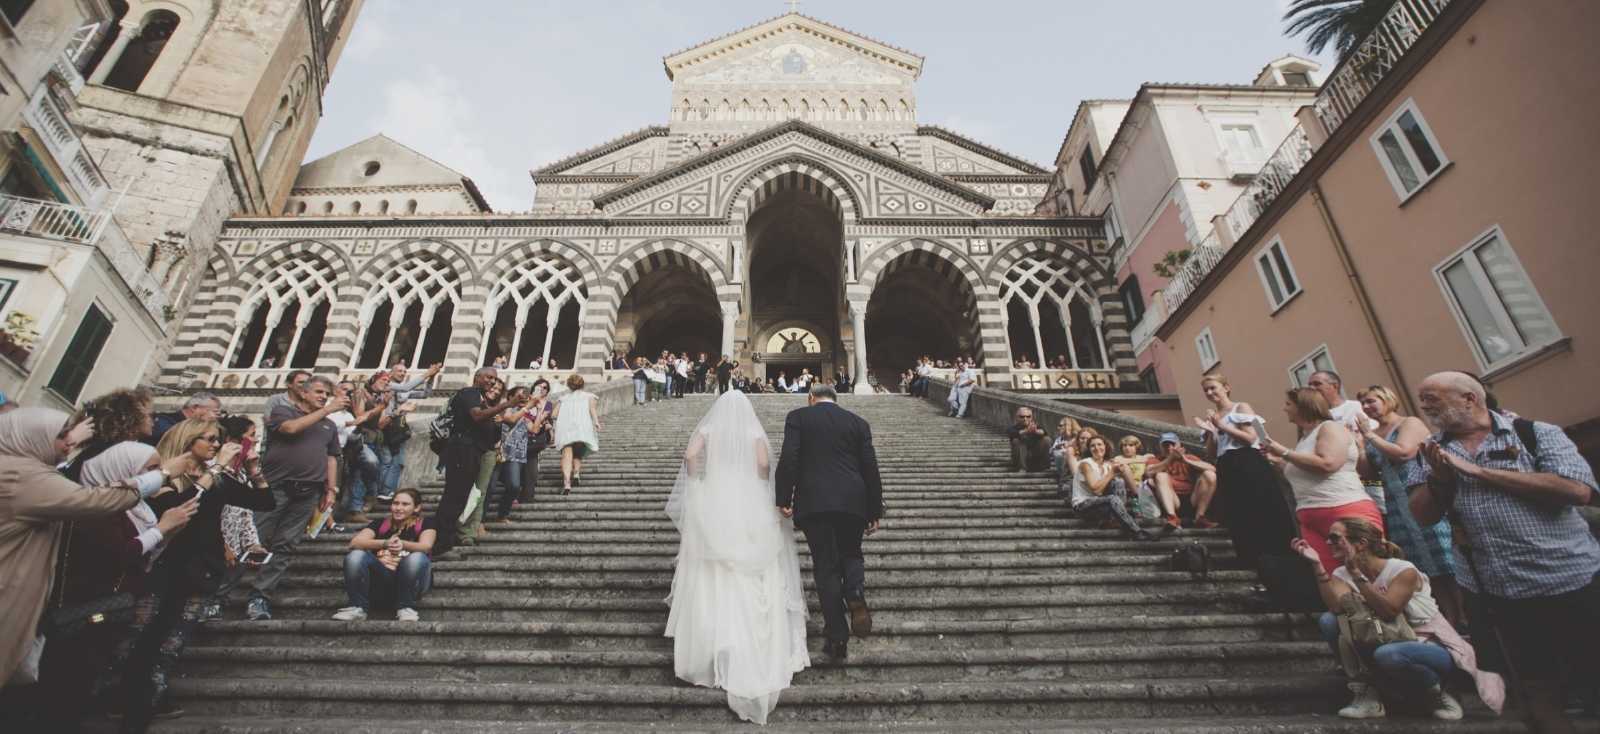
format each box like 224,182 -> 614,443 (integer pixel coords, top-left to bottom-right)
1408,371 -> 1598,733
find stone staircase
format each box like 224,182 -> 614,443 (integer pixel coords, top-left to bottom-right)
156,393 -> 1532,732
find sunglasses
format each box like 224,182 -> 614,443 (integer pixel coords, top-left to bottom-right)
199,435 -> 222,444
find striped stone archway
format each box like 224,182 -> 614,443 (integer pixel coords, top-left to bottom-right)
984,238 -> 1136,378
857,242 -> 1006,386
166,251 -> 241,387
579,241 -> 733,373
724,155 -> 862,223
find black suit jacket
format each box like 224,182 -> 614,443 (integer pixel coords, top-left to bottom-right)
775,402 -> 884,523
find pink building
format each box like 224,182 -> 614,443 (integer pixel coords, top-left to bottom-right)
1039,58 -> 1320,393
1152,0 -> 1600,462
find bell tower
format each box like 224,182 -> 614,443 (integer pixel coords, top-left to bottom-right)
68,0 -> 363,322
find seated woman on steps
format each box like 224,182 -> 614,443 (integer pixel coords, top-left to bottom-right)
334,487 -> 435,622
1296,516 -> 1501,721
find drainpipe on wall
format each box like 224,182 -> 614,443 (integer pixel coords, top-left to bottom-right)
1309,182 -> 1416,416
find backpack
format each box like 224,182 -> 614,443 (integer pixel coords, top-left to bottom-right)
427,407 -> 454,456
1168,541 -> 1211,579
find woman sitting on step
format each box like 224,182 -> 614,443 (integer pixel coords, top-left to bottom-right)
334,488 -> 435,622
1073,436 -> 1154,541
1295,516 -> 1501,721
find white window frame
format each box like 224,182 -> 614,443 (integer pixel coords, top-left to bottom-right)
1287,344 -> 1338,388
1102,205 -> 1123,245
1433,225 -> 1564,372
1253,236 -> 1303,313
1195,327 -> 1219,372
1369,98 -> 1449,202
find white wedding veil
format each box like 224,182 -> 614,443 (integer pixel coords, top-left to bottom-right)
663,390 -> 809,724
665,390 -> 781,570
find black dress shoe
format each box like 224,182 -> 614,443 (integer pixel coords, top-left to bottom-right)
822,638 -> 848,663
847,597 -> 872,637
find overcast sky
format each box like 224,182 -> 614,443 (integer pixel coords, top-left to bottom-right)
306,1 -> 1330,212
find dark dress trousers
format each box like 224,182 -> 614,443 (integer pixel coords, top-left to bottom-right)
775,401 -> 885,643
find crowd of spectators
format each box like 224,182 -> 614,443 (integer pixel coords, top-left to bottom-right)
628,351 -> 853,404
979,365 -> 1598,727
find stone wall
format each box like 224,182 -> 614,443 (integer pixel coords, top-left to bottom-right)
924,377 -> 1201,452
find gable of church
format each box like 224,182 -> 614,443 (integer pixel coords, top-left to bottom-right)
593,124 -> 994,220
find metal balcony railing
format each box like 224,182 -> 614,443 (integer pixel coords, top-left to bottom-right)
1313,0 -> 1453,133
0,194 -> 170,327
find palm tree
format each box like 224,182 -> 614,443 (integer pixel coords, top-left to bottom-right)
1283,0 -> 1399,60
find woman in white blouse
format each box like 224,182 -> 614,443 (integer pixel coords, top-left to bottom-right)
1264,387 -> 1383,573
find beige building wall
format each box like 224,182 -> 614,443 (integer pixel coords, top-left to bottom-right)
1160,0 -> 1600,452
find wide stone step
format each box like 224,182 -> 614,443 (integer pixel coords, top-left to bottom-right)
178,641 -> 1331,685
144,714 -> 1547,734
193,613 -> 1318,652
254,586 -> 1265,622
166,676 -> 1349,721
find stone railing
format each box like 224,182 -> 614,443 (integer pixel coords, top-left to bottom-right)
1006,369 -> 1120,392
1313,0 -> 1453,133
23,82 -> 108,205
923,377 -> 1202,451
204,366 -> 633,392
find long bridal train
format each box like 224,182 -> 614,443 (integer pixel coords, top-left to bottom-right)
664,392 -> 810,725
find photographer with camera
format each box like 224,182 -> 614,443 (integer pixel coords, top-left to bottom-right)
333,488 -> 435,622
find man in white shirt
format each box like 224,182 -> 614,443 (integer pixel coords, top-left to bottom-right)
1308,370 -> 1376,433
949,358 -> 978,418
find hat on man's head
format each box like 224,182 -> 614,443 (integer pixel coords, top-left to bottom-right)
1159,432 -> 1182,446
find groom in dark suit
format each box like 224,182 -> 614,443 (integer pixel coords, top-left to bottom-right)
775,382 -> 884,663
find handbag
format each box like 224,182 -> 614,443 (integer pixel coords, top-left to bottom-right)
1333,591 -> 1416,677
43,523 -> 135,640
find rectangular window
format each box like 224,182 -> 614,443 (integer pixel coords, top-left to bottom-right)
1253,237 -> 1302,311
1288,345 -> 1338,388
1282,71 -> 1314,87
1138,365 -> 1159,393
0,0 -> 35,27
46,303 -> 113,403
1102,205 -> 1122,245
1219,123 -> 1263,157
1078,146 -> 1098,194
1370,99 -> 1448,200
0,276 -> 16,314
1195,327 -> 1219,371
1118,275 -> 1145,326
1435,227 -> 1562,370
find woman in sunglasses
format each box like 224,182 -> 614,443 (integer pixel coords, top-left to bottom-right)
103,419 -> 274,727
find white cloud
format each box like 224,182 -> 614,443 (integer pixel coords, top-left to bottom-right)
368,66 -> 527,211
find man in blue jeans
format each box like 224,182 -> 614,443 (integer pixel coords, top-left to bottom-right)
372,361 -> 439,501
333,488 -> 435,621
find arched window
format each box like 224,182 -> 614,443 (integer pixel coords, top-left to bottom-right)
480,253 -> 588,368
295,201 -> 307,215
405,199 -> 418,214
226,255 -> 339,369
999,255 -> 1109,370
350,201 -> 361,214
858,99 -> 870,121
103,10 -> 180,92
352,253 -> 462,369
379,200 -> 390,214
322,201 -> 333,214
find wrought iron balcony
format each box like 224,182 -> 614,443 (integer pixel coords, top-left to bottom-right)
0,194 -> 170,328
1221,125 -> 1315,242
1313,0 -> 1453,133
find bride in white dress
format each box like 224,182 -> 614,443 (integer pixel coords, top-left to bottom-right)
664,391 -> 809,725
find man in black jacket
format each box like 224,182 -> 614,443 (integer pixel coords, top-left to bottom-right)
775,383 -> 884,662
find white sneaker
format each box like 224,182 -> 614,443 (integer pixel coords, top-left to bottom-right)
395,607 -> 419,622
1337,682 -> 1385,719
330,606 -> 367,621
1429,685 -> 1464,721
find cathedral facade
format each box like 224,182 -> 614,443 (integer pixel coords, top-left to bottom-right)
166,13 -> 1134,393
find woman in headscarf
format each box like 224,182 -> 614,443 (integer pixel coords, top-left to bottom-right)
0,408 -> 182,688
110,418 -> 273,730
35,442 -> 198,729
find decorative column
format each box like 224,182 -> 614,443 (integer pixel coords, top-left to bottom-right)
87,22 -> 141,85
719,300 -> 739,359
848,299 -> 871,394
